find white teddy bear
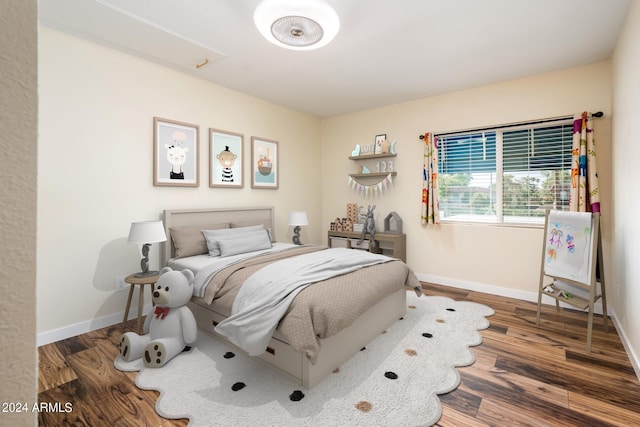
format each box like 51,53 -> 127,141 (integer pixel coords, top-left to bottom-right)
119,267 -> 197,368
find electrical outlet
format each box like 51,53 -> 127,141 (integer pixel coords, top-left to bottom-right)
115,275 -> 128,291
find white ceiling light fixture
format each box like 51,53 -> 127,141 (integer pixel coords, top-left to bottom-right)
254,0 -> 340,51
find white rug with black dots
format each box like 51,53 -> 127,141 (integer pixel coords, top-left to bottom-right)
114,291 -> 494,426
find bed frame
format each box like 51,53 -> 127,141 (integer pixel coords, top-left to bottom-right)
162,206 -> 407,389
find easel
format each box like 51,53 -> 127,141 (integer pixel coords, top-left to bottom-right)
536,210 -> 607,353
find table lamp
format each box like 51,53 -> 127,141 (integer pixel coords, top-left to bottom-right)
127,220 -> 167,277
288,211 -> 308,245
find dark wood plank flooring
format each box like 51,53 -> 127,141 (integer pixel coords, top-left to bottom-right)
38,283 -> 640,426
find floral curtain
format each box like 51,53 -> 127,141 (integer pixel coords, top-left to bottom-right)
421,132 -> 440,224
569,112 -> 601,213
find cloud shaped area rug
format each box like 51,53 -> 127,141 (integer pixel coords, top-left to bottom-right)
115,291 -> 494,426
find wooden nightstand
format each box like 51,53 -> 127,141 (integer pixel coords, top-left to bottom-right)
122,272 -> 159,333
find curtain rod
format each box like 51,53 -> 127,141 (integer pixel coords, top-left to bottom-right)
419,111 -> 604,140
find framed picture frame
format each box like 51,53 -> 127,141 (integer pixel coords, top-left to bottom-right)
251,136 -> 279,189
374,133 -> 387,154
153,117 -> 199,187
209,128 -> 244,188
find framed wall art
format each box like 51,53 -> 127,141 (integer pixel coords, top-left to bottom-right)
251,136 -> 279,189
153,117 -> 199,187
209,128 -> 244,188
374,133 -> 387,154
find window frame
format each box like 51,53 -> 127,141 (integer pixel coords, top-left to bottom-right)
436,117 -> 574,227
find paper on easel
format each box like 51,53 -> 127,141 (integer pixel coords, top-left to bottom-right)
544,211 -> 594,285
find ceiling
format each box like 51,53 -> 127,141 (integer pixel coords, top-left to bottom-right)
38,0 -> 631,118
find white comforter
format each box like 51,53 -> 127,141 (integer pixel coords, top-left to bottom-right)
213,247 -> 394,356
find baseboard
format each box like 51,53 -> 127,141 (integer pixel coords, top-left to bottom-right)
416,272 -> 640,381
37,304 -> 152,347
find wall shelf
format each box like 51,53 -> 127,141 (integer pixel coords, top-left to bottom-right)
349,150 -> 397,191
349,172 -> 397,179
349,153 -> 397,160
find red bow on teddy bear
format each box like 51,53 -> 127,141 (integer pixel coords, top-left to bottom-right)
154,306 -> 170,319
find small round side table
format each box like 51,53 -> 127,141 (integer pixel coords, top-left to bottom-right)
123,272 -> 159,333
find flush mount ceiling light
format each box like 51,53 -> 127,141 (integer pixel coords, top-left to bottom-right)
254,0 -> 340,50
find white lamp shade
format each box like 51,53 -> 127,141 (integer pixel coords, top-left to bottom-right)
288,211 -> 309,226
254,0 -> 340,51
127,221 -> 167,244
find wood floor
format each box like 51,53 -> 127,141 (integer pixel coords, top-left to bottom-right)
38,283 -> 640,426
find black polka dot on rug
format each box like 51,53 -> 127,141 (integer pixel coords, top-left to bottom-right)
223,351 -> 235,359
422,332 -> 433,338
231,382 -> 245,391
289,390 -> 305,401
384,371 -> 398,380
446,308 -> 456,312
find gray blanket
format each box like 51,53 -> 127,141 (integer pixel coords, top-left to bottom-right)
214,248 -> 394,355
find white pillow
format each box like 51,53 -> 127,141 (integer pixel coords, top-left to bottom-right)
216,230 -> 272,257
202,225 -> 266,257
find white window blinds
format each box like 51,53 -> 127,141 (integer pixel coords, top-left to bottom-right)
437,118 -> 573,224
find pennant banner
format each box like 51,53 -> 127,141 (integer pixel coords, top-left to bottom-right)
348,174 -> 394,198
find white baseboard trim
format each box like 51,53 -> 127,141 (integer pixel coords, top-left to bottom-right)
37,304 -> 152,347
416,273 -> 640,381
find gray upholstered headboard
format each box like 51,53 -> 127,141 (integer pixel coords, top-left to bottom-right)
161,206 -> 275,266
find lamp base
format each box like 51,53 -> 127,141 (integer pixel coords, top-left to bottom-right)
134,270 -> 160,278
292,226 -> 303,245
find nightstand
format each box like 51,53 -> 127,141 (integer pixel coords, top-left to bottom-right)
122,272 -> 159,333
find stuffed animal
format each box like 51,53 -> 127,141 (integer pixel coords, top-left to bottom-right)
357,204 -> 377,248
119,267 -> 197,368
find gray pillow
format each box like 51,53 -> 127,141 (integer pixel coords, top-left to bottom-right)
217,230 -> 272,257
231,221 -> 274,242
202,225 -> 266,257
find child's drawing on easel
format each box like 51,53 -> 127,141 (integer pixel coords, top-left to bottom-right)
544,211 -> 594,284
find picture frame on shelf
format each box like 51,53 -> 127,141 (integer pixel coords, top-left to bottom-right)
374,133 -> 387,154
251,136 -> 279,189
209,128 -> 244,188
153,117 -> 199,187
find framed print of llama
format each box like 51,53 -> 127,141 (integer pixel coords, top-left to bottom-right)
153,117 -> 199,187
210,128 -> 244,188
251,136 -> 278,189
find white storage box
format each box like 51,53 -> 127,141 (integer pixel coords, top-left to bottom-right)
349,238 -> 370,250
330,237 -> 349,248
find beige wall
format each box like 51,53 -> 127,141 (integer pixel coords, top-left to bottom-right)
321,61 -> 613,298
612,0 -> 640,373
37,27 -> 322,342
0,0 -> 38,425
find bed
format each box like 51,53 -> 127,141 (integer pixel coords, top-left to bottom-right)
162,206 -> 421,388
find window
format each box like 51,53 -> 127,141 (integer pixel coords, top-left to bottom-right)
437,119 -> 573,225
